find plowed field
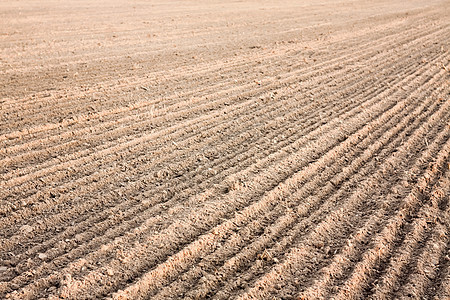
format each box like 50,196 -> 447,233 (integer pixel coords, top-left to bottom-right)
1,0 -> 449,299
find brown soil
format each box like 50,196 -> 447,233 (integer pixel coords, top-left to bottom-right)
1,0 -> 449,299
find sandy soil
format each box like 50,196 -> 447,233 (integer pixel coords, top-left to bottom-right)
1,0 -> 449,299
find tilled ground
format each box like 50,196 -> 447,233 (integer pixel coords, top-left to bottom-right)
0,0 -> 449,299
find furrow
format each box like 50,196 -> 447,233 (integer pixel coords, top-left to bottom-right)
298,154 -> 449,300
5,53 -> 417,299
0,5 -> 435,113
326,146 -> 449,300
0,55 -> 412,296
151,70 -> 447,300
91,61 -> 450,300
1,40 -> 442,262
207,79 -> 450,300
366,173 -> 449,300
0,24 -> 442,234
2,24 -> 440,234
0,14 -> 439,154
2,39 -> 446,298
386,221 -> 449,300
1,17 -> 437,167
432,251 -> 450,300
235,86 -> 449,300
2,4 -> 448,299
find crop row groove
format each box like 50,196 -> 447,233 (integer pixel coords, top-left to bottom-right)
235,93 -> 449,300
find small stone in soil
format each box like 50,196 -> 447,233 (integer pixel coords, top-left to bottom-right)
20,225 -> 33,233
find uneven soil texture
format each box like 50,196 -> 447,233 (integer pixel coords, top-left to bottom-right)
1,0 -> 449,299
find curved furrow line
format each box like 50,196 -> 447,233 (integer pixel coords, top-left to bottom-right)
2,25 -> 442,218
150,73 -> 447,300
193,80 -> 450,300
297,150 -> 449,300
235,94 -> 449,300
0,51 -> 384,216
326,148 -> 449,300
365,174 -> 449,300
0,62 -> 404,288
0,43 -> 442,298
389,200 -> 449,299
62,61 -> 450,300
0,41 -> 440,258
357,164 -> 450,298
1,27 -> 436,227
6,49 -> 426,299
1,14 -> 439,147
2,24 -> 442,171
0,52 -> 412,292
1,17 -> 434,162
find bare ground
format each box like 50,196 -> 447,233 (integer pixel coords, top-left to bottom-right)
0,0 -> 449,299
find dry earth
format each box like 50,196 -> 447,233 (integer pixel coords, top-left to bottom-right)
1,0 -> 449,299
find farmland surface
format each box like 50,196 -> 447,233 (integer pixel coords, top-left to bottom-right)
1,0 -> 449,299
